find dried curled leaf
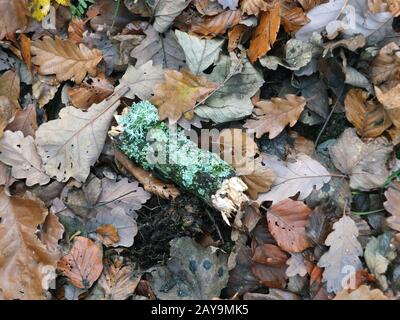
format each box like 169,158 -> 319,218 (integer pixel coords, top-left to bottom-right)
0,189 -> 62,299
35,87 -> 128,182
240,0 -> 269,15
244,94 -> 307,139
151,69 -> 218,123
267,199 -> 312,253
344,88 -> 391,138
0,130 -> 49,186
58,236 -> 103,289
31,36 -> 103,84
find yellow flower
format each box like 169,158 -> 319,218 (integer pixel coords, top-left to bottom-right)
30,0 -> 70,21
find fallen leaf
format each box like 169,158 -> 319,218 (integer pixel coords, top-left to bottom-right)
19,33 -> 31,72
244,94 -> 307,139
375,84 -> 400,127
258,153 -> 331,204
68,77 -> 114,110
148,0 -> 191,33
58,236 -> 103,289
149,237 -> 229,300
318,215 -> 363,293
329,128 -> 392,191
191,9 -> 242,37
31,36 -> 103,84
248,2 -> 281,63
131,27 -> 186,70
88,208 -> 137,248
175,30 -> 224,74
0,0 -> 29,40
35,87 -> 128,182
0,70 -> 20,108
218,0 -> 238,10
6,104 -> 37,137
0,130 -> 50,186
372,42 -> 400,90
0,188 -> 61,299
97,259 -> 141,300
364,232 -> 396,290
240,0 -> 269,15
32,75 -> 60,108
0,97 -> 16,138
267,199 -> 312,253
252,243 -> 288,266
151,69 -> 218,123
383,181 -> 400,231
195,54 -> 264,123
334,285 -> 388,300
286,253 -> 308,277
368,0 -> 400,16
227,24 -> 248,51
68,18 -> 86,44
117,61 -> 164,100
115,149 -> 180,200
344,88 -> 392,138
280,2 -> 310,33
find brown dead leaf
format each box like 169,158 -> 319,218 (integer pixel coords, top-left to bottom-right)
368,0 -> 400,16
372,42 -> 400,90
0,70 -> 20,108
344,88 -> 392,138
151,69 -> 218,123
115,149 -> 180,200
297,0 -> 328,11
375,84 -> 400,127
191,10 -> 242,38
334,285 -> 388,300
384,181 -> 400,232
0,97 -> 16,138
31,36 -> 103,84
68,77 -> 114,110
228,24 -> 248,52
68,18 -> 86,44
0,188 -> 61,299
6,104 -> 37,137
280,2 -> 310,33
244,94 -> 306,139
19,33 -> 31,73
0,0 -> 29,40
252,243 -> 288,266
267,199 -> 312,253
248,2 -> 281,63
98,258 -> 141,300
96,224 -> 120,247
194,0 -> 225,16
58,236 -> 103,289
240,0 -> 269,15
32,75 -> 60,108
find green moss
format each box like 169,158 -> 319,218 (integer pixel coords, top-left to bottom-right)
116,101 -> 235,203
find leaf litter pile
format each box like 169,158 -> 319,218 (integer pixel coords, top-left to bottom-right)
0,0 -> 400,301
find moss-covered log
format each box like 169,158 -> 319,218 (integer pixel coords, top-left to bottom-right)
110,101 -> 248,224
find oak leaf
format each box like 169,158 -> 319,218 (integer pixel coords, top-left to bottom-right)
344,88 -> 391,138
151,69 -> 218,123
0,130 -> 50,186
0,189 -> 62,299
318,215 -> 363,293
329,128 -> 392,191
31,36 -> 103,84
35,87 -> 128,182
244,94 -> 306,139
267,199 -> 312,253
58,236 -> 103,289
248,2 -> 281,63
